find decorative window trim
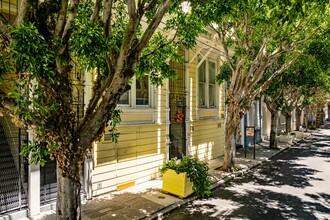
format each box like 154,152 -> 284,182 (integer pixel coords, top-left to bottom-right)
197,57 -> 218,109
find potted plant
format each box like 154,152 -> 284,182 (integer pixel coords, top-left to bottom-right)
160,156 -> 212,198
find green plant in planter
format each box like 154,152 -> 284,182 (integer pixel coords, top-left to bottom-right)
160,156 -> 212,197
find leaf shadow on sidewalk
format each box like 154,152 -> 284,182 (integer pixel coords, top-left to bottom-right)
165,134 -> 330,220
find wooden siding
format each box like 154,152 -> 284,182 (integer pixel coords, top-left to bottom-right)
187,48 -> 226,161
155,85 -> 167,123
121,112 -> 153,123
188,50 -> 198,121
92,124 -> 166,196
190,120 -> 224,161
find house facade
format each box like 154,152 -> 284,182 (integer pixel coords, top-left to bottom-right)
0,1 -> 226,216
91,38 -> 226,196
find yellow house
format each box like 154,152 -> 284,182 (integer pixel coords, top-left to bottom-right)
91,34 -> 226,196
1,0 -> 226,210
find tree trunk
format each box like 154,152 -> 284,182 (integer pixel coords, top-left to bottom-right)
328,103 -> 330,121
56,162 -> 81,220
305,112 -> 308,132
285,113 -> 292,133
269,110 -> 278,149
222,102 -> 240,171
316,109 -> 324,127
295,107 -> 302,131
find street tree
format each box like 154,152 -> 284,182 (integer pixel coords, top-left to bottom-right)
262,70 -> 283,149
210,0 -> 329,171
280,34 -> 330,131
305,89 -> 330,128
0,0 -> 209,219
261,27 -> 330,146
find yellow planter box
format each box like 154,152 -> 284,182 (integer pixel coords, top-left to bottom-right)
162,169 -> 194,198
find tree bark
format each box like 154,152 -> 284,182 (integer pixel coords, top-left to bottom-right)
56,162 -> 81,220
295,107 -> 302,131
304,112 -> 309,132
316,108 -> 324,127
285,113 -> 292,133
222,102 -> 240,171
328,103 -> 330,121
269,110 -> 278,149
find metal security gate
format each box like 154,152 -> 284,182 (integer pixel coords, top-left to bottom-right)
0,117 -> 28,215
40,157 -> 57,205
169,94 -> 186,159
169,57 -> 186,159
38,65 -> 86,202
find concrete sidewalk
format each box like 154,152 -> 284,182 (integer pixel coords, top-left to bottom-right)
41,132 -> 312,220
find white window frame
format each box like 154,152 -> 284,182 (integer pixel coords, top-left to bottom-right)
197,58 -> 217,109
118,76 -> 153,108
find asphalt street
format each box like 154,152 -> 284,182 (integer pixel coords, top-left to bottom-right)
164,128 -> 330,219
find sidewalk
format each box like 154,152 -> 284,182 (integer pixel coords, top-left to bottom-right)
42,132 -> 312,220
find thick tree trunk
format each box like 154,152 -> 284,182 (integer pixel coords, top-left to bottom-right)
328,103 -> 330,121
295,107 -> 302,131
222,102 -> 240,171
223,121 -> 236,171
269,110 -> 278,149
56,162 -> 81,220
285,113 -> 292,133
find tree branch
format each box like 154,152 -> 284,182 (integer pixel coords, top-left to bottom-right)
14,0 -> 37,26
91,0 -> 102,23
132,0 -> 170,56
0,21 -> 11,47
102,0 -> 113,37
214,24 -> 234,71
54,0 -> 68,41
78,69 -> 130,149
251,59 -> 296,99
61,0 -> 79,46
143,0 -> 158,12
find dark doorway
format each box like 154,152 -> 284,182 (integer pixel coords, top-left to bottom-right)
169,58 -> 186,159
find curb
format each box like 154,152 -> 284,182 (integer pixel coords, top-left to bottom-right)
145,135 -> 311,220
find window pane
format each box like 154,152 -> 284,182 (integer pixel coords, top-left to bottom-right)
209,61 -> 215,84
136,76 -> 149,105
119,91 -> 129,105
199,83 -> 206,107
209,84 -> 215,107
198,61 -> 206,83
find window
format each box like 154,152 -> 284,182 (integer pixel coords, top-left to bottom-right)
119,76 -> 150,107
198,59 -> 216,108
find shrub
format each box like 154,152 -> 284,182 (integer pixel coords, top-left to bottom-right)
160,156 -> 212,197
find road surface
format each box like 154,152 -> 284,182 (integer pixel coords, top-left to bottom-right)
164,128 -> 330,219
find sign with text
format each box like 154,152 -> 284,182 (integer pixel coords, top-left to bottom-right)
246,126 -> 255,137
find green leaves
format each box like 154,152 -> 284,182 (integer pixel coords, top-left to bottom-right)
136,32 -> 183,86
160,156 -> 212,197
0,53 -> 9,76
70,1 -> 110,72
20,140 -> 51,166
9,23 -> 55,83
108,109 -> 122,144
216,62 -> 231,84
3,22 -> 61,139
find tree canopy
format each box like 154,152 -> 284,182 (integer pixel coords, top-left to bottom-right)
209,0 -> 329,170
0,0 -> 210,218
